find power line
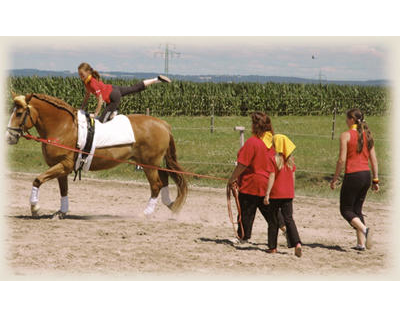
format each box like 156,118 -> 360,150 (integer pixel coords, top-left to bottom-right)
154,43 -> 181,76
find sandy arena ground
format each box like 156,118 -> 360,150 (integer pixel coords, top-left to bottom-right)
3,172 -> 393,279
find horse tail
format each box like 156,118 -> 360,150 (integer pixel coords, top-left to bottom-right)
164,134 -> 188,212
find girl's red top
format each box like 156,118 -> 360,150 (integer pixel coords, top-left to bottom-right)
237,136 -> 275,197
85,76 -> 113,103
345,129 -> 370,174
269,157 -> 296,199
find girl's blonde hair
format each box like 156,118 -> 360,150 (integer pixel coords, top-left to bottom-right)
275,153 -> 294,171
78,62 -> 100,80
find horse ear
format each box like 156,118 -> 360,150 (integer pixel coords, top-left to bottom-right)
25,94 -> 33,103
11,91 -> 17,99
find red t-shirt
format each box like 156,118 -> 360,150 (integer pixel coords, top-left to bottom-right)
345,130 -> 370,174
269,156 -> 296,199
85,76 -> 113,103
237,136 -> 274,197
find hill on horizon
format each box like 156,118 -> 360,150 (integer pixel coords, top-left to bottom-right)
7,68 -> 388,86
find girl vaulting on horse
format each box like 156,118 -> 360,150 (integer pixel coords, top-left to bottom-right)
78,62 -> 171,122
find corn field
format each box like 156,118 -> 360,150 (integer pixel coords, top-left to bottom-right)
7,77 -> 390,116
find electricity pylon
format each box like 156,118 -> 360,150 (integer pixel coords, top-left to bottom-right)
154,43 -> 181,76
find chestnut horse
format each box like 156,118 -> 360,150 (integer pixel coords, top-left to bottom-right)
6,93 -> 188,219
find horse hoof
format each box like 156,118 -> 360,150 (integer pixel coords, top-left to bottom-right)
143,208 -> 155,216
52,210 -> 67,220
31,204 -> 40,218
166,202 -> 174,210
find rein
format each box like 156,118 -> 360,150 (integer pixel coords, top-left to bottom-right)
226,182 -> 245,240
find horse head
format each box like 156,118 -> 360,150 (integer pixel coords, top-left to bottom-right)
6,93 -> 37,145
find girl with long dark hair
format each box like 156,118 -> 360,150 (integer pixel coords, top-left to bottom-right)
330,108 -> 379,251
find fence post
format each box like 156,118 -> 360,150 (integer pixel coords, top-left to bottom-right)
331,103 -> 337,140
210,103 -> 215,133
146,108 -> 150,116
234,126 -> 245,147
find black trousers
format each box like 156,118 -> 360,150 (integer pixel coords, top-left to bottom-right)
267,198 -> 301,249
99,82 -> 146,123
340,170 -> 371,225
237,192 -> 284,240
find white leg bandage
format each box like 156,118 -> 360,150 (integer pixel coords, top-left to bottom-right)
160,186 -> 172,206
143,78 -> 159,86
60,196 -> 69,213
30,186 -> 39,205
144,197 -> 158,215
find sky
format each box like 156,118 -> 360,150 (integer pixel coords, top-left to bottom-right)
7,37 -> 388,81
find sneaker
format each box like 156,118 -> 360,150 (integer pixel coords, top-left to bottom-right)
295,243 -> 302,257
352,245 -> 366,251
158,75 -> 171,83
230,237 -> 248,245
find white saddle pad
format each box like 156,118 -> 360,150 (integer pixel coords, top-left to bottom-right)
94,115 -> 135,148
75,110 -> 135,172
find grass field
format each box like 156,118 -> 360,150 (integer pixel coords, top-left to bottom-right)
7,115 -> 391,202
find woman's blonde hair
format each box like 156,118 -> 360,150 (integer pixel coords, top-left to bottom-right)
78,62 -> 100,80
275,153 -> 294,171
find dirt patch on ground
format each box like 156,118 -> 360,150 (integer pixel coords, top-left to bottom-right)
3,172 -> 393,279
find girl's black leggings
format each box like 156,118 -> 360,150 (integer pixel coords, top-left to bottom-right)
340,170 -> 371,225
267,198 -> 301,249
99,82 -> 146,122
237,192 -> 284,241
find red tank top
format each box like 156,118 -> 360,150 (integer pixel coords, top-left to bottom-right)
84,76 -> 113,103
345,129 -> 370,174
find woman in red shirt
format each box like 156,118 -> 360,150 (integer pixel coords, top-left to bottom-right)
228,112 -> 274,242
264,134 -> 302,257
330,108 -> 379,251
78,62 -> 171,122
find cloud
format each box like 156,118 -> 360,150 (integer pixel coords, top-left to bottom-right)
348,45 -> 385,58
94,63 -> 110,72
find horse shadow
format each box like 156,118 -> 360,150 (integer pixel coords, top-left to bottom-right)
9,214 -> 132,221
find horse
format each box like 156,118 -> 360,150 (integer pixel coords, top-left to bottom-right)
6,93 -> 188,219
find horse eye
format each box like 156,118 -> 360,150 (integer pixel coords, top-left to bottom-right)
16,112 -> 22,117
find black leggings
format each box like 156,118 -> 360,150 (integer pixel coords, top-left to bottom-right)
340,171 -> 371,225
99,82 -> 146,122
267,199 -> 301,249
237,192 -> 284,241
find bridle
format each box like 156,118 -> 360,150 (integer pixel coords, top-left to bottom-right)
7,105 -> 34,140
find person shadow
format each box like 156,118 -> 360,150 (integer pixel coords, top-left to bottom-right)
197,238 -> 347,253
302,243 -> 347,252
197,237 -> 289,255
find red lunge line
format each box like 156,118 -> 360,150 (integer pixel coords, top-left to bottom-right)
22,133 -> 229,182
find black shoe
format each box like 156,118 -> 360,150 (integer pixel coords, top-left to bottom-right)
158,75 -> 171,83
